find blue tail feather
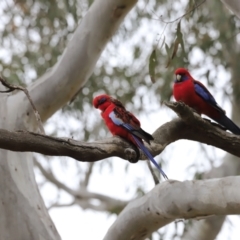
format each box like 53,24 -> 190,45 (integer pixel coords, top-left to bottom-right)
215,114 -> 240,135
132,135 -> 168,180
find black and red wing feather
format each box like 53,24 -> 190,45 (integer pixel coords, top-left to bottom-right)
110,106 -> 154,144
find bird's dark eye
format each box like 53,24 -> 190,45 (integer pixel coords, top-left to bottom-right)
98,97 -> 106,105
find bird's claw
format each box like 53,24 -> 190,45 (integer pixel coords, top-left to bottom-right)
203,118 -> 227,131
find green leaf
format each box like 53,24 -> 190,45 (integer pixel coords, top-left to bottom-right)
149,49 -> 157,83
176,20 -> 181,37
176,21 -> 185,54
171,39 -> 179,62
159,36 -> 165,50
165,43 -> 171,57
165,42 -> 174,68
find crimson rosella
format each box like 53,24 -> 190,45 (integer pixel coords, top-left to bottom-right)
93,94 -> 168,179
173,68 -> 240,135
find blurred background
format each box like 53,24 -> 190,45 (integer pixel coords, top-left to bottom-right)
0,0 -> 240,239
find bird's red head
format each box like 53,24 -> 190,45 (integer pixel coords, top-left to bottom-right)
174,68 -> 192,83
93,94 -> 112,111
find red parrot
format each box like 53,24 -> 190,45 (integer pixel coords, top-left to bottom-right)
93,94 -> 168,179
173,68 -> 240,135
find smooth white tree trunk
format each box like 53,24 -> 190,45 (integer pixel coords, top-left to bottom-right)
0,0 -> 137,239
181,154 -> 240,240
104,177 -> 240,240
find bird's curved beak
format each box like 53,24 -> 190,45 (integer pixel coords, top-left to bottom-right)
176,74 -> 181,81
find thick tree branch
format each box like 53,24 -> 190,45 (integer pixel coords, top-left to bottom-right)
27,0 -> 137,122
181,146 -> 240,239
104,176 -> 240,240
0,102 -> 240,163
0,130 -> 139,162
151,101 -> 240,157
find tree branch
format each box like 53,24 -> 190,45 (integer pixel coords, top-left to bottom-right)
0,130 -> 140,162
221,0 -> 240,19
35,159 -> 128,213
0,102 -> 240,163
80,162 -> 95,188
0,76 -> 45,134
151,102 -> 240,158
181,144 -> 240,239
27,0 -> 137,122
103,176 -> 240,240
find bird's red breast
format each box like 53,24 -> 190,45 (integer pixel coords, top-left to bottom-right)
173,78 -> 203,114
173,70 -> 221,119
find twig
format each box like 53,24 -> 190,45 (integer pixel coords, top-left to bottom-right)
0,76 -> 45,134
146,160 -> 159,185
47,201 -> 75,210
158,0 -> 206,24
80,162 -> 95,188
34,158 -> 128,213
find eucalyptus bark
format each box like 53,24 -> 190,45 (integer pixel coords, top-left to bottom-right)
0,0 -> 137,239
104,177 -> 240,240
